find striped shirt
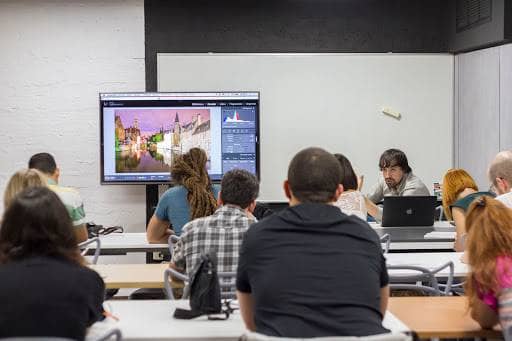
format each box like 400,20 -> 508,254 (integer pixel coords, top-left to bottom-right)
173,204 -> 255,279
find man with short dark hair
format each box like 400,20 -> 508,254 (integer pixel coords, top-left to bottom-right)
366,148 -> 429,220
236,147 -> 389,338
171,168 -> 259,278
488,150 -> 512,207
28,152 -> 88,242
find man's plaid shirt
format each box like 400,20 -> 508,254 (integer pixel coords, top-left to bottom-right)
173,204 -> 256,279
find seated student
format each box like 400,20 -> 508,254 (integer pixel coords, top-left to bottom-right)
0,187 -> 104,340
147,148 -> 220,243
171,168 -> 259,280
28,152 -> 88,242
442,168 -> 494,251
365,149 -> 429,221
465,196 -> 512,331
333,153 -> 367,220
237,147 -> 389,338
3,168 -> 46,209
488,150 -> 512,207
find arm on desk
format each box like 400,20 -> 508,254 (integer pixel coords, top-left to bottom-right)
237,291 -> 256,331
75,224 -> 88,243
452,208 -> 466,252
365,197 -> 383,222
381,285 -> 390,317
470,298 -> 498,329
147,214 -> 174,244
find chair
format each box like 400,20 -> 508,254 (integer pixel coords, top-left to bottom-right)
163,268 -> 237,300
380,234 -> 391,254
387,261 -> 454,296
505,324 -> 512,341
79,237 -> 101,264
239,331 -> 412,341
168,234 -> 180,261
93,327 -> 122,341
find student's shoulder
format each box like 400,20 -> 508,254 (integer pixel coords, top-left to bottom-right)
161,185 -> 188,200
343,214 -> 381,244
48,184 -> 82,200
75,264 -> 106,289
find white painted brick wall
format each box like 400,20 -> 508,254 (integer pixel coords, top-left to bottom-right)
0,0 -> 147,235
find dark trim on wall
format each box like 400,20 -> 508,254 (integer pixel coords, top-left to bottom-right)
144,0 -> 450,91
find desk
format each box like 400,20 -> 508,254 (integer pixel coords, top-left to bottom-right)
373,221 -> 455,251
103,300 -> 409,341
386,252 -> 468,277
86,233 -> 168,255
90,263 -> 171,289
388,296 -> 502,338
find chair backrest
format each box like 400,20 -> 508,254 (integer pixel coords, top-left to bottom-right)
380,234 -> 391,254
505,324 -> 512,341
168,234 -> 180,261
79,237 -> 101,264
387,261 -> 454,296
95,327 -> 122,341
164,268 -> 237,300
240,331 -> 412,341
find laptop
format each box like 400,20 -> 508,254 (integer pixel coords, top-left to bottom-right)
381,196 -> 437,227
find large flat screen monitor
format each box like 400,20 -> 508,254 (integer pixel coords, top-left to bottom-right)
100,92 -> 260,184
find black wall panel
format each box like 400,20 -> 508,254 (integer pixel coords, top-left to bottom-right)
145,0 -> 450,90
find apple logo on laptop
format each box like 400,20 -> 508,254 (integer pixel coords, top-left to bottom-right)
406,208 -> 413,215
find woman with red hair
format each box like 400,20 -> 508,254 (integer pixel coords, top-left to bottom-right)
465,196 -> 512,331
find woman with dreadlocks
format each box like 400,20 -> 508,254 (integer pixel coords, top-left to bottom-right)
147,148 -> 220,243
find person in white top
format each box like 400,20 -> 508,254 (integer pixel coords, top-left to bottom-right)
333,153 -> 367,220
488,150 -> 512,207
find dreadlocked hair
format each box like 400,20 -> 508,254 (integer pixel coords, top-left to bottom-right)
171,148 -> 217,220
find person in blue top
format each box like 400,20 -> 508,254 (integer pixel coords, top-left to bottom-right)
146,148 -> 220,243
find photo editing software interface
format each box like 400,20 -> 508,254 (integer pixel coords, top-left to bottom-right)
100,92 -> 259,183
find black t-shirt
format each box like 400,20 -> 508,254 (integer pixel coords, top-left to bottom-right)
236,203 -> 389,338
0,256 -> 105,341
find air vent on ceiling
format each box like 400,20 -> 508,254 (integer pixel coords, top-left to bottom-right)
456,0 -> 492,33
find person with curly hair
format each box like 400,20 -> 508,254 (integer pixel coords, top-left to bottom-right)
147,148 -> 220,243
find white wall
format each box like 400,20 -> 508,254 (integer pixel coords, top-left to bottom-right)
159,53 -> 454,200
0,1 -> 147,234
455,42 -> 512,189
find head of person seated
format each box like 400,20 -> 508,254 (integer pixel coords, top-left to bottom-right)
334,153 -> 358,191
488,150 -> 512,195
219,169 -> 259,212
378,148 -> 412,189
442,168 -> 478,220
3,168 -> 46,209
0,186 -> 83,265
465,196 -> 512,327
28,152 -> 59,183
284,147 -> 343,205
171,147 -> 217,220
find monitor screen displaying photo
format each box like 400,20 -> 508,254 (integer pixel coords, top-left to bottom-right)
99,92 -> 260,184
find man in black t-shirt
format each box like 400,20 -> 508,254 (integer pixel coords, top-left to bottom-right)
236,147 -> 390,338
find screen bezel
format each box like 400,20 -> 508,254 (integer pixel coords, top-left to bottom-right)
99,91 -> 260,185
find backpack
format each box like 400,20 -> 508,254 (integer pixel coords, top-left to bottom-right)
174,252 -> 229,320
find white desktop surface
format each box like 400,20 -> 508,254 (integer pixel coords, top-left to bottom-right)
386,252 -> 468,277
373,221 -> 455,251
104,300 -> 409,341
89,223 -> 455,253
370,221 -> 453,229
90,233 -> 168,252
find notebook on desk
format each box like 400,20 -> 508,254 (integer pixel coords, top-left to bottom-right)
381,196 -> 437,227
